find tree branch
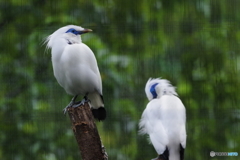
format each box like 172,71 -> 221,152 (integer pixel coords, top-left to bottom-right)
67,102 -> 108,160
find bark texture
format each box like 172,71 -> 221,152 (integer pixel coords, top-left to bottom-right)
67,102 -> 108,160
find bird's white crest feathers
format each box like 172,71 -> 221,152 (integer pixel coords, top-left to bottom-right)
44,25 -> 85,49
145,78 -> 177,101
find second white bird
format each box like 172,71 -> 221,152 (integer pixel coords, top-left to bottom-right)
139,78 -> 186,160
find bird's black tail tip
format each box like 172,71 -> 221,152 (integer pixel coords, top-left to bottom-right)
92,107 -> 106,121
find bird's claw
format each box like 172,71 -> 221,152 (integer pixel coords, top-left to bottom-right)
62,101 -> 74,114
73,98 -> 90,107
63,107 -> 68,115
62,97 -> 90,115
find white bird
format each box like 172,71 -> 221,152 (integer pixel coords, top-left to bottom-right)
139,78 -> 186,160
45,25 -> 106,121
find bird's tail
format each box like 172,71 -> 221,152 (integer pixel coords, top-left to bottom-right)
88,92 -> 106,121
169,145 -> 183,160
92,107 -> 106,121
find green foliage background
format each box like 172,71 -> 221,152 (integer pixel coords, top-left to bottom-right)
0,0 -> 239,159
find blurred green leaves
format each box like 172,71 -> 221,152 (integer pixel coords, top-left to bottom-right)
0,0 -> 239,160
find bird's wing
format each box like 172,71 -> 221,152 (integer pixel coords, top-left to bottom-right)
179,125 -> 187,148
139,100 -> 168,155
149,120 -> 169,155
79,43 -> 102,93
73,43 -> 104,108
59,43 -> 102,94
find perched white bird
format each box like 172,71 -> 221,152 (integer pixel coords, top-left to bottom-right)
45,25 -> 106,121
139,78 -> 186,160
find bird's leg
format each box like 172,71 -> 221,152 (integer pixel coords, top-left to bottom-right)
83,94 -> 91,103
63,95 -> 78,114
72,93 -> 90,108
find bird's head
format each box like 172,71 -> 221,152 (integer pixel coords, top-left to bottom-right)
145,78 -> 178,101
45,25 -> 92,48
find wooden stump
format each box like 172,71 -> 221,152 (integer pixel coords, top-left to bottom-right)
67,102 -> 108,160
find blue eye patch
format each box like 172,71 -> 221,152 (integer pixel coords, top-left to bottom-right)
66,28 -> 80,35
150,83 -> 158,99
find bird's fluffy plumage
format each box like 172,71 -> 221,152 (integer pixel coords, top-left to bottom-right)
145,78 -> 177,101
45,25 -> 105,120
139,78 -> 186,160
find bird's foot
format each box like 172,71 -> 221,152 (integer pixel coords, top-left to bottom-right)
62,95 -> 78,114
63,101 -> 74,114
73,97 -> 90,108
63,96 -> 90,114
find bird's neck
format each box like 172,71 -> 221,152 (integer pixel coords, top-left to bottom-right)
66,38 -> 82,44
63,34 -> 82,44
